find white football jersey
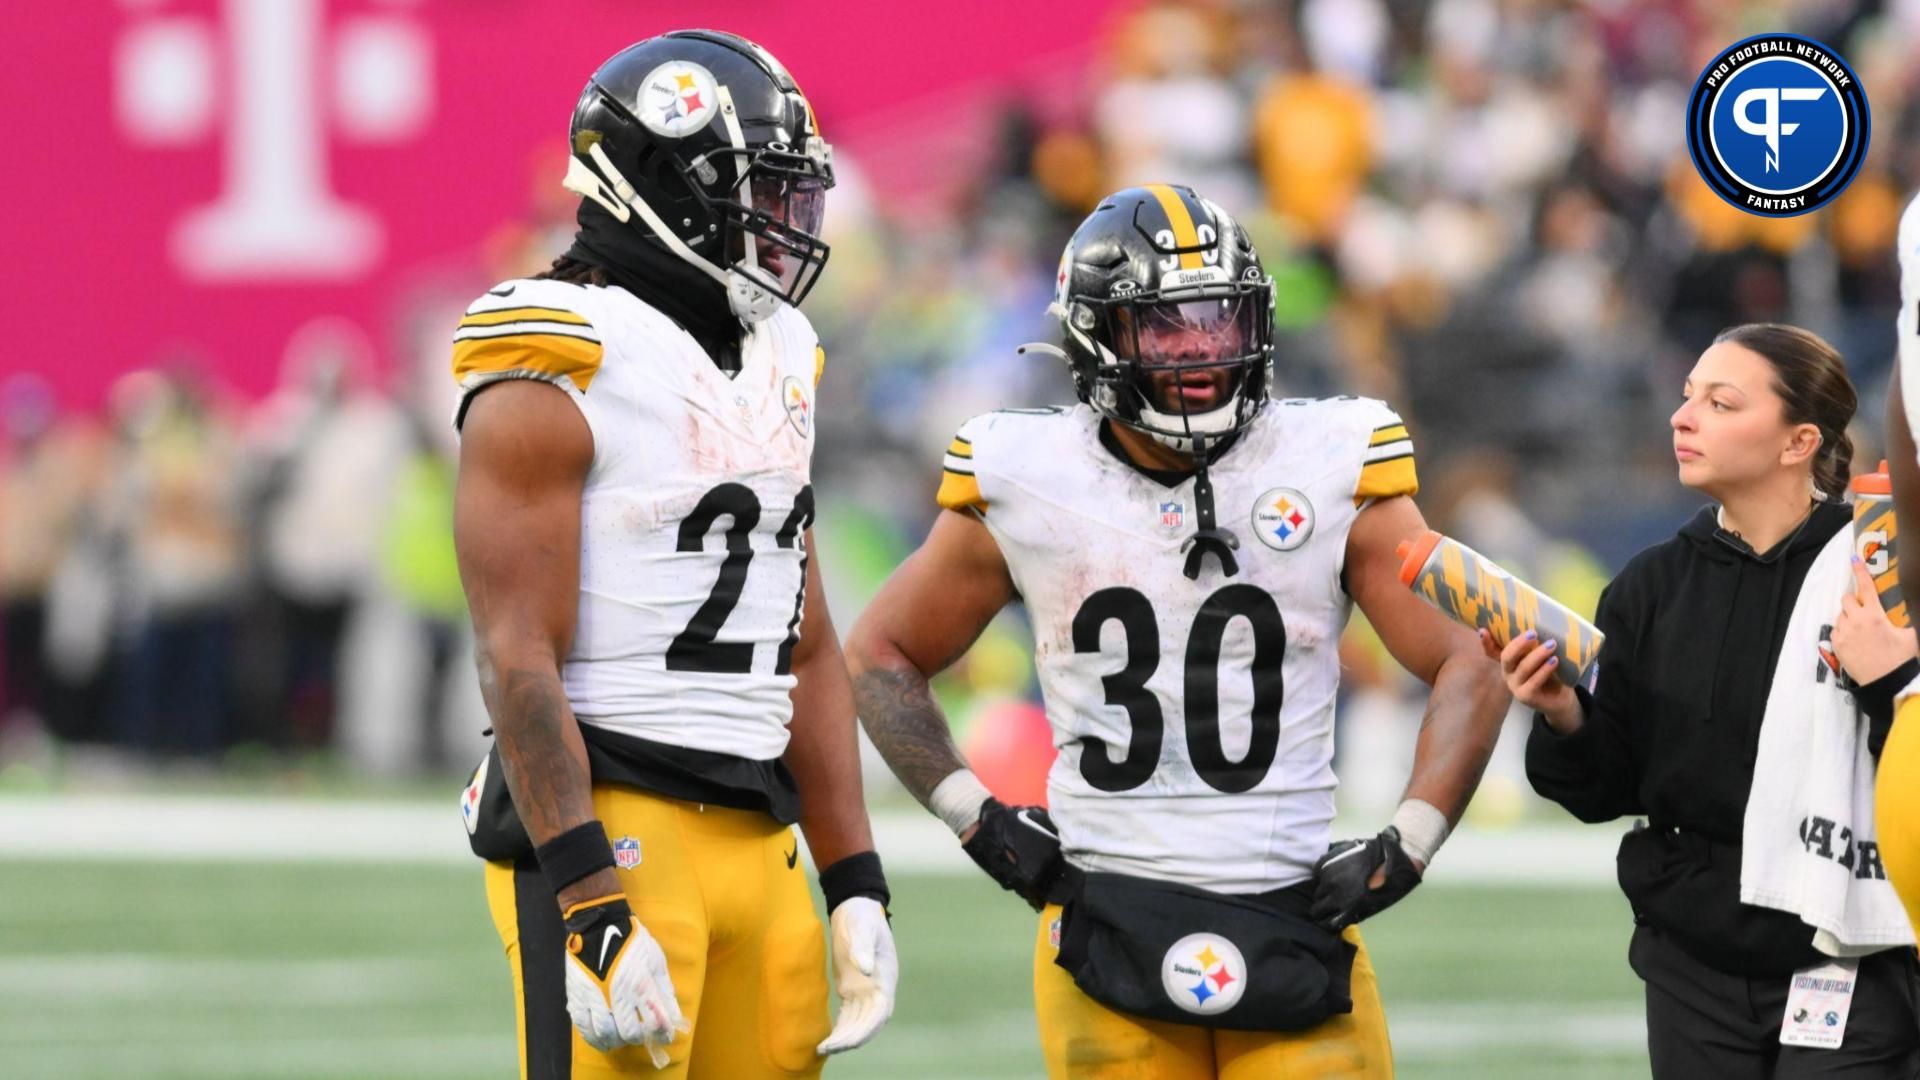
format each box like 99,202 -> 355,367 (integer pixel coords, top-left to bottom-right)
452,278 -> 824,760
939,399 -> 1417,893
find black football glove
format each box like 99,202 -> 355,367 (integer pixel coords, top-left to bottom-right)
1309,825 -> 1423,931
961,798 -> 1065,910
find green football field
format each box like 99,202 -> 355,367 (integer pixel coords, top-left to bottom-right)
0,859 -> 1648,1079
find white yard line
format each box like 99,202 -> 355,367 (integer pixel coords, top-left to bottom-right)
0,795 -> 1619,884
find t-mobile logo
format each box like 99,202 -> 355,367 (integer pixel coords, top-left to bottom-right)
115,0 -> 434,279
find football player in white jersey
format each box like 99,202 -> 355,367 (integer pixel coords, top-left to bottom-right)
452,31 -> 894,1079
845,185 -> 1508,1078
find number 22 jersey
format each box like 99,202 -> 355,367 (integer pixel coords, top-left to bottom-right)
452,277 -> 822,767
939,399 -> 1417,894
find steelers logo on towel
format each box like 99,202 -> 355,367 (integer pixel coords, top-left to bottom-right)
637,61 -> 721,138
460,753 -> 486,837
1252,487 -> 1315,551
1161,933 -> 1246,1016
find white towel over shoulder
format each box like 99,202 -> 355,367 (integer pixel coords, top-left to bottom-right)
1741,527 -> 1916,956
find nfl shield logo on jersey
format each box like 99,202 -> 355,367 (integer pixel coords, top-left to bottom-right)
1252,487 -> 1315,551
1161,933 -> 1247,1016
613,836 -> 643,870
1158,501 -> 1185,532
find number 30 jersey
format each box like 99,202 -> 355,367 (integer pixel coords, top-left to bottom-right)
452,278 -> 823,761
940,399 -> 1417,894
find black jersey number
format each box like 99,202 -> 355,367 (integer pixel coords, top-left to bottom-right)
666,483 -> 814,675
1071,584 -> 1286,794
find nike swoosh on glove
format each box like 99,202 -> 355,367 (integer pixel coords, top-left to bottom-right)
1309,825 -> 1423,931
962,799 -> 1065,910
816,897 -> 898,1055
562,894 -> 689,1066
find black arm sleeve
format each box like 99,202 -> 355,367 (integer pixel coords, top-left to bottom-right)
1857,657 -> 1920,760
1525,581 -> 1643,823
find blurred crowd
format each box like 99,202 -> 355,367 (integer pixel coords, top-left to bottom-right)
5,0 -> 1919,789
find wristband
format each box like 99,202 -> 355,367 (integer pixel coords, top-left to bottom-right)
1390,798 -> 1451,867
819,850 -> 891,913
535,820 -> 617,896
928,769 -> 993,837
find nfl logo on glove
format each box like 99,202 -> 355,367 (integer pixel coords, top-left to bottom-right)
1685,32 -> 1869,217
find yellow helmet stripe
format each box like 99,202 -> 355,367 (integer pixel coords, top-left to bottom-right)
1144,184 -> 1203,270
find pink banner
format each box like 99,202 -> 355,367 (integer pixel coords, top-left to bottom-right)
9,1 -> 1115,408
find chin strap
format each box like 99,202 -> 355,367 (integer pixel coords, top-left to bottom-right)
1179,433 -> 1240,580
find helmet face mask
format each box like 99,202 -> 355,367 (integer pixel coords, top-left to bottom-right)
1053,187 -> 1275,453
693,143 -> 832,301
565,30 -> 835,320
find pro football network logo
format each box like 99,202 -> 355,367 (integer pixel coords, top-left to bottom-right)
782,376 -> 812,436
613,837 -> 643,871
638,61 -> 721,138
1161,933 -> 1246,1016
1686,33 -> 1869,217
1252,487 -> 1314,551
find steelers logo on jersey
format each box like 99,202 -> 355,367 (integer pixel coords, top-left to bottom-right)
637,61 -> 721,138
1160,933 -> 1247,1016
782,375 -> 812,436
1252,486 -> 1315,551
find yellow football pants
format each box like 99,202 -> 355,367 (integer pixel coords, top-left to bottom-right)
484,785 -> 830,1079
1032,904 -> 1394,1079
1879,697 -> 1920,937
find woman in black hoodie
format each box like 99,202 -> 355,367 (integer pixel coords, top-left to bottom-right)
1494,324 -> 1920,1077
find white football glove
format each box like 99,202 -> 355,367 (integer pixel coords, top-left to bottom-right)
816,896 -> 898,1055
562,895 -> 689,1066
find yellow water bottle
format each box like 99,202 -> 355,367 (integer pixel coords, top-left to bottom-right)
1850,460 -> 1907,627
1396,530 -> 1606,691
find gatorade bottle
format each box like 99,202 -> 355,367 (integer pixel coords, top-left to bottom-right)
1850,460 -> 1908,627
1396,530 -> 1605,691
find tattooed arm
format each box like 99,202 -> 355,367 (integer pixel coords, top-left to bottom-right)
844,509 -> 1017,811
453,380 -> 617,913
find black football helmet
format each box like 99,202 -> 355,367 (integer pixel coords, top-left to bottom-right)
563,30 -> 833,321
1047,186 -> 1273,452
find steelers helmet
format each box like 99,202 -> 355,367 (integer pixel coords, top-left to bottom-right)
1050,186 -> 1274,452
563,30 -> 833,321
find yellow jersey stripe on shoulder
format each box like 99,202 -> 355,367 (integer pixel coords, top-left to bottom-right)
459,306 -> 592,329
452,333 -> 605,393
946,437 -> 973,459
936,468 -> 986,513
1355,454 -> 1418,505
814,346 -> 826,388
1368,424 -> 1409,447
1144,184 -> 1203,270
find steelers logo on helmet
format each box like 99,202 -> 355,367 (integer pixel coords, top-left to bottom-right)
1161,933 -> 1247,1016
1685,33 -> 1869,217
637,60 -> 722,138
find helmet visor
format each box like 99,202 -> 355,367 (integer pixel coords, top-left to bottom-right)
1113,295 -> 1262,368
745,174 -> 828,295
